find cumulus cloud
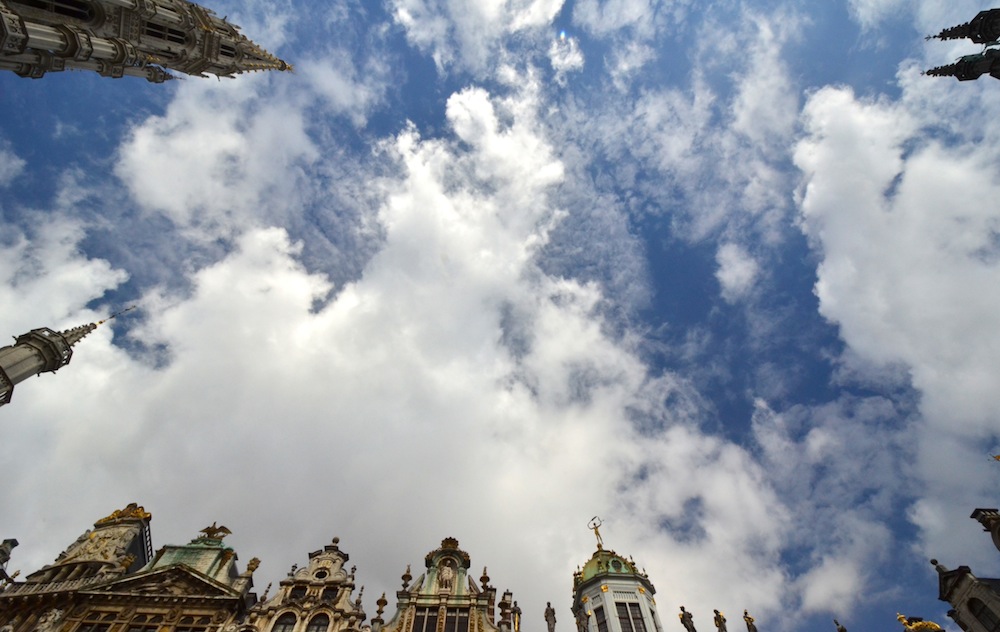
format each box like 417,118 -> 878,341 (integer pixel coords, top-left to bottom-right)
549,34 -> 585,84
0,140 -> 25,187
115,79 -> 319,241
795,75 -> 1000,572
1,65 -> 825,631
389,0 -> 565,72
715,243 -> 759,302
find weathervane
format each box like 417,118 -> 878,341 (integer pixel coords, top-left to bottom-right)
588,516 -> 604,550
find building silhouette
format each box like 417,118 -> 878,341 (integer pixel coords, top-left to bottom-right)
0,0 -> 289,82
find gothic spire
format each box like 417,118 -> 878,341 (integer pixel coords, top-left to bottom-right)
0,306 -> 134,408
927,9 -> 1000,44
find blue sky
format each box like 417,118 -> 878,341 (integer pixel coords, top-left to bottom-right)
1,1 -> 1000,631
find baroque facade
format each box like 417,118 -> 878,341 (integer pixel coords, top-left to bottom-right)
0,506 -> 526,632
933,508 -> 1000,631
0,0 -> 289,82
1,505 -> 772,632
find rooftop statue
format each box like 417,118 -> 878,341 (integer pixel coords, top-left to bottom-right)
742,611 -> 756,632
679,607 -> 696,632
896,614 -> 943,632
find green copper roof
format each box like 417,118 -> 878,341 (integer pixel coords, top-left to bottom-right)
575,548 -> 643,587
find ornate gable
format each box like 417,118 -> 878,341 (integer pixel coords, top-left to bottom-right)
90,566 -> 241,600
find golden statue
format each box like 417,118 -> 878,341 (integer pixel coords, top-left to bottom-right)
588,517 -> 604,549
897,613 -> 943,631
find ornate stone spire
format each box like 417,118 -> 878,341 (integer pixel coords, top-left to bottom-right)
928,9 -> 1000,43
0,0 -> 291,83
0,307 -> 134,407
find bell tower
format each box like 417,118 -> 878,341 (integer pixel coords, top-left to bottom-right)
571,520 -> 663,632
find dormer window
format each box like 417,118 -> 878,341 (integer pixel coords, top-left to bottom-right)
321,588 -> 339,602
290,586 -> 307,600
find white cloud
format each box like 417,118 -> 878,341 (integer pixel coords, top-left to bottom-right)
795,76 -> 1000,573
0,140 -> 25,187
0,218 -> 127,333
390,0 -> 565,72
716,243 -> 759,303
300,50 -> 389,126
573,0 -> 668,38
115,78 -> 320,241
549,35 -> 585,84
0,69 -> 820,631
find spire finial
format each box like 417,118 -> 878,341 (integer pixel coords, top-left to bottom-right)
96,305 -> 137,327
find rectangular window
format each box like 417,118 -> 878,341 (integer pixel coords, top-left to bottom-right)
616,603 -> 647,632
443,610 -> 469,632
413,608 -> 439,632
594,607 -> 608,632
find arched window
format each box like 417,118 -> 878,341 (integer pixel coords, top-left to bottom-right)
970,598 -> 1000,632
271,614 -> 298,632
306,615 -> 330,632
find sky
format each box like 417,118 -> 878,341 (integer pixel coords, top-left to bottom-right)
1,0 -> 1000,631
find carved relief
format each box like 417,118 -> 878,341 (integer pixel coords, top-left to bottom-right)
62,526 -> 137,564
32,609 -> 63,632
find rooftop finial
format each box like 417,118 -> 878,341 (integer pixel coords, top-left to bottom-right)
96,305 -> 137,327
588,516 -> 604,550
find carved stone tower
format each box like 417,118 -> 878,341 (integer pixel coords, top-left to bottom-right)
571,535 -> 663,632
376,538 -> 516,632
0,321 -> 97,407
245,537 -> 367,632
0,0 -> 290,82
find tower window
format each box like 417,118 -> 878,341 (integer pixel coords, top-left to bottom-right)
143,22 -> 187,45
616,603 -> 647,632
306,615 -> 330,632
594,607 -> 608,632
413,608 -> 439,632
970,598 -> 1000,632
15,0 -> 93,21
271,614 -> 298,632
220,44 -> 236,58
